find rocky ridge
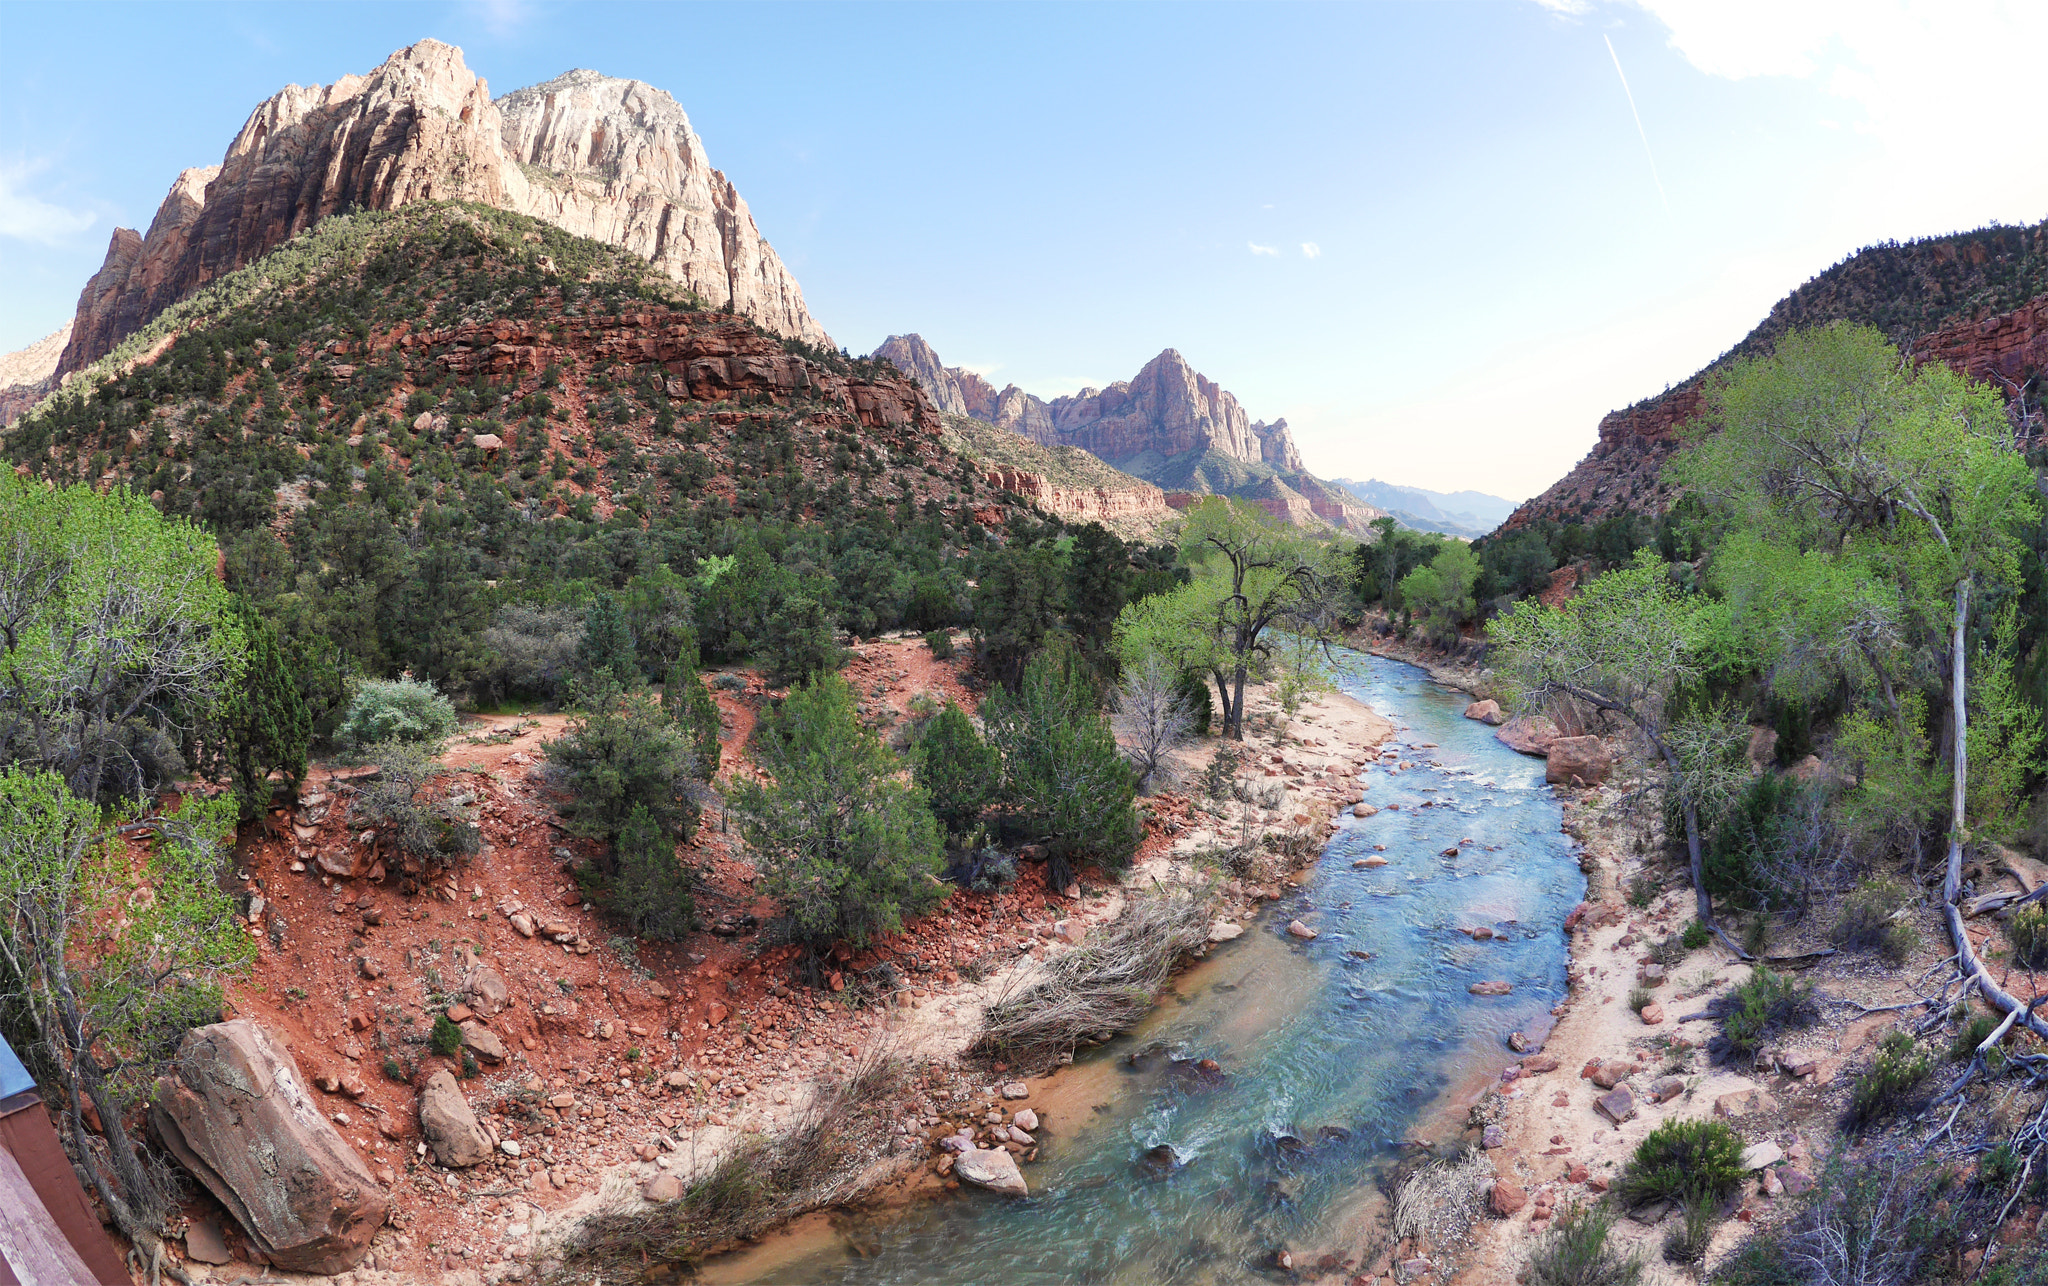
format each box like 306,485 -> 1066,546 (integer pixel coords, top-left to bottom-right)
872,334 -> 1385,534
0,320 -> 69,427
55,40 -> 827,379
1504,220 -> 2048,533
940,412 -> 1173,539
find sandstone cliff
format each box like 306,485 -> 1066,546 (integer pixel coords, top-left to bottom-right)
1504,220 -> 2048,533
940,413 -> 1172,540
0,320 -> 70,426
56,40 -> 827,377
873,334 -> 998,419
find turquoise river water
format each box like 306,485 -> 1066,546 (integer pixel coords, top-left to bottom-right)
712,652 -> 1584,1285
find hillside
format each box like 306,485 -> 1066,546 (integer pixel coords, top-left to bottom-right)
872,333 -> 1386,535
4,202 -> 1078,697
0,320 -> 67,427
1504,219 -> 2048,532
1331,477 -> 1514,538
939,412 -> 1173,539
55,40 -> 827,381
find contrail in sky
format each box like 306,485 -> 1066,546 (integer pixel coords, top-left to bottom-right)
1604,34 -> 1671,217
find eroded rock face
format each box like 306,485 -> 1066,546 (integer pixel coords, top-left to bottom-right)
1015,348 -> 1304,472
496,69 -> 828,347
151,1020 -> 389,1274
58,41 -> 827,377
873,334 -> 999,419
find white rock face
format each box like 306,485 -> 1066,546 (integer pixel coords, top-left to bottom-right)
953,1147 -> 1028,1196
497,70 -> 829,347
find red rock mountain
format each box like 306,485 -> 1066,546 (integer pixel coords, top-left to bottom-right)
1504,219 -> 2048,533
871,335 -> 1382,532
56,40 -> 827,379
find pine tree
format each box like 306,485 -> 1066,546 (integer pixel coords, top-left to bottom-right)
578,593 -> 639,689
608,803 -> 694,940
913,702 -> 998,837
206,600 -> 312,817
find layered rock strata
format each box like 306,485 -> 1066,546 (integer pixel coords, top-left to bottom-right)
57,40 -> 826,376
0,320 -> 70,426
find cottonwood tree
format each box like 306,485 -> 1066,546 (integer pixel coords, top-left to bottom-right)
1114,497 -> 1341,740
1676,322 -> 2045,1036
1493,551 -> 1751,950
0,479 -> 245,803
0,770 -> 251,1283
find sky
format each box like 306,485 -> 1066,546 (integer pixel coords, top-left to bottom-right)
3,1 -> 2045,501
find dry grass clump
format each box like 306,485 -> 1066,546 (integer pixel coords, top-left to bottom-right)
1393,1150 -> 1493,1249
539,1044 -> 907,1279
973,885 -> 1214,1069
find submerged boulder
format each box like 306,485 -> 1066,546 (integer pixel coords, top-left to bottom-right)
954,1147 -> 1028,1195
151,1020 -> 389,1275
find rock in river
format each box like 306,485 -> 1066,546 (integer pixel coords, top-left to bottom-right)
954,1147 -> 1028,1196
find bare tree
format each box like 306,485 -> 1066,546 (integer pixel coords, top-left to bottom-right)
1111,651 -> 1193,793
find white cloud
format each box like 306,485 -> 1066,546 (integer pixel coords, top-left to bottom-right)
1300,241 -> 1321,258
466,0 -> 538,38
0,160 -> 98,246
958,362 -> 1003,379
1624,1 -> 2048,234
1248,242 -> 1279,256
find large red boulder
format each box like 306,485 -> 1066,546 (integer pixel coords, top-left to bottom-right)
152,1021 -> 389,1274
1495,715 -> 1560,757
1545,736 -> 1612,786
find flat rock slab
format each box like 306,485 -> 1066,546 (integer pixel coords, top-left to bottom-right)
954,1147 -> 1028,1196
1469,980 -> 1513,996
1741,1142 -> 1784,1171
1595,1087 -> 1636,1124
151,1020 -> 388,1275
183,1218 -> 231,1266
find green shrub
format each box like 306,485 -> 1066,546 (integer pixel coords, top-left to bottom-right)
1628,987 -> 1653,1013
352,742 -> 479,874
1174,669 -> 1213,737
2006,904 -> 2048,969
1846,1031 -> 1933,1130
982,644 -> 1142,873
1710,966 -> 1818,1065
544,686 -> 699,843
1663,1201 -> 1717,1267
730,674 -> 947,954
1626,872 -> 1658,909
577,593 -> 640,689
1950,1013 -> 2004,1064
661,654 -> 722,780
924,629 -> 954,660
912,702 -> 999,838
606,803 -> 694,941
1980,1143 -> 2021,1190
430,1013 -> 463,1057
1830,875 -> 1918,965
1704,774 -> 1821,913
336,677 -> 458,747
1613,1118 -> 1748,1210
760,593 -> 840,685
1681,920 -> 1712,951
1525,1202 -> 1643,1286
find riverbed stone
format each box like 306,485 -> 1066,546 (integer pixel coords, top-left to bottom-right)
1590,1059 -> 1632,1089
1741,1142 -> 1784,1171
1595,1087 -> 1636,1124
954,1147 -> 1028,1196
1012,1108 -> 1039,1131
1001,1081 -> 1029,1100
1208,921 -> 1244,943
1464,699 -> 1505,725
1481,1124 -> 1506,1148
1287,920 -> 1319,940
1469,980 -> 1512,996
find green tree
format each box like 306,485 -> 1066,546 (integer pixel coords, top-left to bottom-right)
1067,522 -> 1131,661
761,591 -> 841,685
607,802 -> 695,940
578,592 -> 640,689
335,676 -> 458,748
0,478 -> 245,803
1675,322 -> 2044,1037
1115,497 -> 1340,739
1398,541 -> 1480,644
200,600 -> 311,817
912,701 -> 1000,837
661,647 -> 723,780
544,685 -> 699,843
972,543 -> 1067,690
983,644 -> 1143,870
0,771 -> 252,1278
730,674 -> 947,956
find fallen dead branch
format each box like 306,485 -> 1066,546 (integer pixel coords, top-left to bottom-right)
972,883 -> 1214,1071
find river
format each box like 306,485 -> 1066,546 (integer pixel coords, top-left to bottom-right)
707,653 -> 1584,1285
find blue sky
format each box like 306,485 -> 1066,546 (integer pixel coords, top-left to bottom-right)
4,1 -> 2044,499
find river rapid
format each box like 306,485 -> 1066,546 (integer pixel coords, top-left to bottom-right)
709,653 -> 1584,1285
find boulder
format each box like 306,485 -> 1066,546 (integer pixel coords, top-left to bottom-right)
1353,802 -> 1378,818
1746,725 -> 1778,771
1545,737 -> 1612,786
1714,1086 -> 1780,1119
1648,1076 -> 1686,1104
1594,1086 -> 1636,1124
1590,1059 -> 1632,1089
953,1147 -> 1028,1196
1741,1141 -> 1784,1171
1495,715 -> 1561,757
468,964 -> 512,1014
1208,921 -> 1245,943
418,1070 -> 493,1168
1012,1108 -> 1039,1132
1490,1180 -> 1528,1216
471,433 -> 504,451
1287,920 -> 1319,940
1463,699 -> 1505,726
1000,1081 -> 1030,1100
459,1023 -> 508,1064
1468,980 -> 1513,996
150,1021 -> 389,1275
